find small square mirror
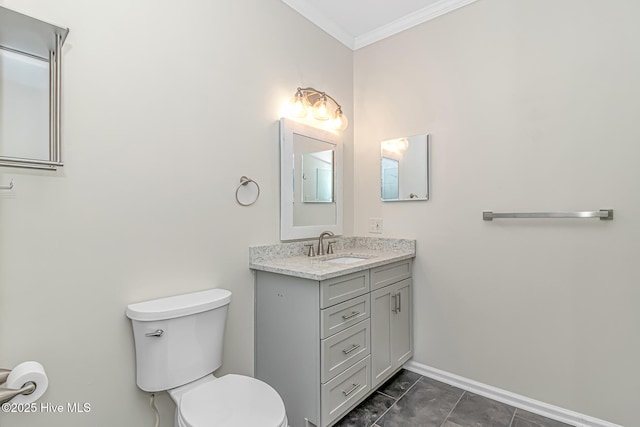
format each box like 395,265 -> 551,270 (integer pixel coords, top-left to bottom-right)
381,133 -> 430,202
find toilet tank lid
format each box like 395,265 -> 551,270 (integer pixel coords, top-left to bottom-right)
126,288 -> 232,321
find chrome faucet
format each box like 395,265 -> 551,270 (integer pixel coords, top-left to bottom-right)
317,231 -> 335,256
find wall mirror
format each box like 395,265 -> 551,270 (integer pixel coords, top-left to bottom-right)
280,118 -> 343,240
0,6 -> 68,170
381,133 -> 430,202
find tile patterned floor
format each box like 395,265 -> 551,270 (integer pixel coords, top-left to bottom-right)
334,370 -> 573,427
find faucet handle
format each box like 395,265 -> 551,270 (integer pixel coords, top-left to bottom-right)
304,243 -> 315,257
327,240 -> 337,254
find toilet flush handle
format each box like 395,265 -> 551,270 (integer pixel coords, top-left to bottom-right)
145,329 -> 164,338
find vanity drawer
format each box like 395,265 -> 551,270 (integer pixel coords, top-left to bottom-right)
320,270 -> 369,308
370,259 -> 412,291
321,319 -> 370,383
321,355 -> 371,427
320,294 -> 370,339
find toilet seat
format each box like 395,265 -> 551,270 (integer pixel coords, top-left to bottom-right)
177,374 -> 287,427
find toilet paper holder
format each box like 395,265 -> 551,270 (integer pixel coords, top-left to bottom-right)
0,368 -> 37,405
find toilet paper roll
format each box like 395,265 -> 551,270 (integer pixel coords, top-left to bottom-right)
5,361 -> 48,404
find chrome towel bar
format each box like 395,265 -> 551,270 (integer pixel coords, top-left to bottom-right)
483,209 -> 613,221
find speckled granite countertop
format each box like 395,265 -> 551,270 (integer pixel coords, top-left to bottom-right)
249,237 -> 416,280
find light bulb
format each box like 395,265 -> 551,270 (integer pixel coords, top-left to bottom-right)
312,95 -> 331,120
289,90 -> 309,118
331,109 -> 348,131
397,138 -> 408,152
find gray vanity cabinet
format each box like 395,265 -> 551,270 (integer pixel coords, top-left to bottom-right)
255,259 -> 412,427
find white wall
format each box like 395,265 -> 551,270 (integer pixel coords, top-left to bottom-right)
0,0 -> 352,426
354,0 -> 639,425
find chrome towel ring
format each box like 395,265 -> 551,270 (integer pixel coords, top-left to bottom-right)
236,176 -> 260,206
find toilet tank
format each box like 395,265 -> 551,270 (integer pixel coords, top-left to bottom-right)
126,288 -> 232,392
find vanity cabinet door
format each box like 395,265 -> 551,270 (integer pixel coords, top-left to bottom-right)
370,286 -> 393,388
392,279 -> 412,367
370,278 -> 413,389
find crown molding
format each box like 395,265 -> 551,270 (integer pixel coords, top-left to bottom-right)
281,0 -> 355,50
282,0 -> 479,51
354,0 -> 480,50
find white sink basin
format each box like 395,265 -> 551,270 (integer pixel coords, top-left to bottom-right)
324,256 -> 369,264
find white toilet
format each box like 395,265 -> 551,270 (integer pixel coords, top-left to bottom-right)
126,288 -> 288,427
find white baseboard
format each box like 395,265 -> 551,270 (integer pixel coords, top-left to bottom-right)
403,360 -> 623,427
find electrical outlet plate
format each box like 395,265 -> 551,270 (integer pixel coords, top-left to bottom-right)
369,218 -> 383,234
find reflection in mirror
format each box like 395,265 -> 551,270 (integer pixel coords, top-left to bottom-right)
280,118 -> 343,240
0,49 -> 49,161
302,150 -> 333,203
293,135 -> 336,226
381,157 -> 399,200
381,133 -> 430,202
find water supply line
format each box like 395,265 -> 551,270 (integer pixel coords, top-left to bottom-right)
150,393 -> 160,427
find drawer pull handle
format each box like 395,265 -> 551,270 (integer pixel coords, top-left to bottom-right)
342,383 -> 360,396
342,344 -> 360,354
342,311 -> 360,320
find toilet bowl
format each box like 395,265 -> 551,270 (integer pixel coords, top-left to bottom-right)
126,288 -> 288,427
171,374 -> 287,427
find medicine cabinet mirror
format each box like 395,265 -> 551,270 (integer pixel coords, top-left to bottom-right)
0,6 -> 68,170
381,133 -> 430,202
280,118 -> 343,240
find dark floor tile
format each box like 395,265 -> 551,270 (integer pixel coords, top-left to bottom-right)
512,409 -> 573,427
333,392 -> 395,427
378,369 -> 422,398
376,377 -> 464,427
443,392 -> 516,427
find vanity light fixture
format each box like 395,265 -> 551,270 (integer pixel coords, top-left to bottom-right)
288,87 -> 348,131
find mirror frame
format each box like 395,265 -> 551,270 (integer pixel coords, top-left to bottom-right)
280,118 -> 343,240
0,6 -> 68,170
